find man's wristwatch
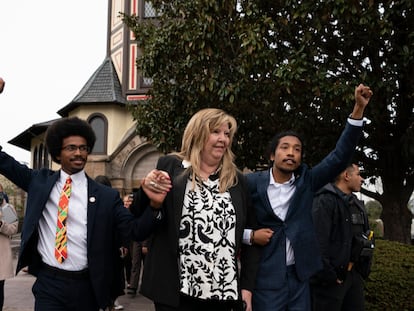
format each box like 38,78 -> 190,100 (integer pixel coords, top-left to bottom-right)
250,230 -> 255,245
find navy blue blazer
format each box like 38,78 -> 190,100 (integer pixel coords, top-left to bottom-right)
0,149 -> 156,309
246,122 -> 363,290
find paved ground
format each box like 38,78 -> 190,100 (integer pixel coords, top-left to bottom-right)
4,239 -> 155,311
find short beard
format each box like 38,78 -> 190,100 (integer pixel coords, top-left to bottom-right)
278,167 -> 295,175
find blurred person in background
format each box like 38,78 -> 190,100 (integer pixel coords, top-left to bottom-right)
0,183 -> 19,311
122,194 -> 133,290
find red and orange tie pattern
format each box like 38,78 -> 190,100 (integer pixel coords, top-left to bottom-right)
55,176 -> 72,263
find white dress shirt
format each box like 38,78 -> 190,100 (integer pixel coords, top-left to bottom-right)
267,169 -> 296,266
38,170 -> 88,271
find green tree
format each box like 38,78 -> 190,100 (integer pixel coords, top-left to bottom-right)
123,0 -> 414,243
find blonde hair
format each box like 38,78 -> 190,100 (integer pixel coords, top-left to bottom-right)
174,108 -> 239,192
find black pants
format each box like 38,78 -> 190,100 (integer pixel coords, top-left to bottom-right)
129,241 -> 143,290
311,269 -> 365,311
124,247 -> 132,284
32,266 -> 98,311
155,294 -> 243,311
0,279 -> 4,311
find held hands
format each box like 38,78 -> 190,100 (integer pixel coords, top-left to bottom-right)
142,169 -> 172,208
351,84 -> 373,119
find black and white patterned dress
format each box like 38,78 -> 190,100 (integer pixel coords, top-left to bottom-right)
179,176 -> 238,301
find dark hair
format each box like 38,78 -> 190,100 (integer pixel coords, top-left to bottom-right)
95,175 -> 112,187
45,117 -> 96,164
267,130 -> 305,164
334,162 -> 358,183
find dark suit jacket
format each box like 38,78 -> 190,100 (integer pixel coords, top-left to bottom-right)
0,149 -> 157,309
132,155 -> 262,308
246,122 -> 363,292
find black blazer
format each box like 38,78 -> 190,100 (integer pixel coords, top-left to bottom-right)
0,149 -> 156,309
132,155 -> 262,308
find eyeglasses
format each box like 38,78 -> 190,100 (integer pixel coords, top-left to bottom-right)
61,144 -> 90,153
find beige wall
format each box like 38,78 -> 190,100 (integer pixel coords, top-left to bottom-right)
69,105 -> 135,155
24,104 -> 163,197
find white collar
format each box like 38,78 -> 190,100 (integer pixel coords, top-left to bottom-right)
60,170 -> 86,185
269,169 -> 295,186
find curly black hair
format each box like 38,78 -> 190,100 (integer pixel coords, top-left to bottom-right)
45,117 -> 96,164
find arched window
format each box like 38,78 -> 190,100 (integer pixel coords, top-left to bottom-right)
88,114 -> 108,154
33,143 -> 50,169
43,144 -> 49,168
33,146 -> 39,169
38,144 -> 44,168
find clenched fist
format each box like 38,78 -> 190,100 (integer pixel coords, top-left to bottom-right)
0,77 -> 5,94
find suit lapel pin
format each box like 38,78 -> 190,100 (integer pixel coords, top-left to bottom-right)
89,196 -> 96,203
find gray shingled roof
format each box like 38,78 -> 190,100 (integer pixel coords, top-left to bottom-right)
57,57 -> 126,116
9,57 -> 128,150
8,119 -> 60,151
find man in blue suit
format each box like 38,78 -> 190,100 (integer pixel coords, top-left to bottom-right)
0,117 -> 160,311
246,84 -> 373,311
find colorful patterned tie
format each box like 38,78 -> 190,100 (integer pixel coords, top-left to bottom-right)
55,176 -> 72,263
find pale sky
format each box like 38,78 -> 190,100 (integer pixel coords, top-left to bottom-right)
0,1 -> 108,163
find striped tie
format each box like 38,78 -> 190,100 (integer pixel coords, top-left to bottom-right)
55,176 -> 72,263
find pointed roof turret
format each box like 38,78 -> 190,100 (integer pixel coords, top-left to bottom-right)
58,57 -> 126,116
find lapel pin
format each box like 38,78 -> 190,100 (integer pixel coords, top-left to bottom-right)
89,197 -> 96,203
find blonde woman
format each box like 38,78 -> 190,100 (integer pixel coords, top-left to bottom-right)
134,108 -> 261,311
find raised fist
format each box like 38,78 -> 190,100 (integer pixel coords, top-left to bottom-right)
0,77 -> 5,94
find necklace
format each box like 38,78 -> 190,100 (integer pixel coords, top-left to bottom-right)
199,164 -> 222,181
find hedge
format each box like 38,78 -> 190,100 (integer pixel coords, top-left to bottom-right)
365,239 -> 414,310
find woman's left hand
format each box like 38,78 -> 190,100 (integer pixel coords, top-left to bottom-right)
142,169 -> 172,208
